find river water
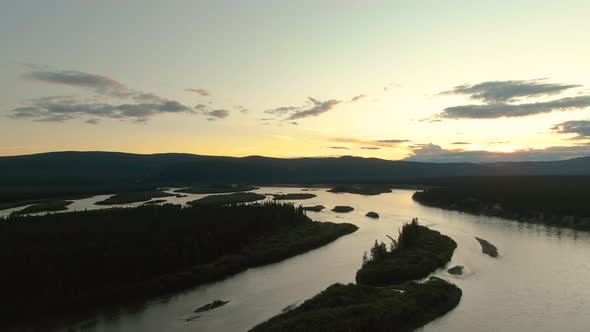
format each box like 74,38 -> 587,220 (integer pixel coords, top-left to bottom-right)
6,187 -> 590,332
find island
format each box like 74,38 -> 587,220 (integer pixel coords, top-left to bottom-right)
176,185 -> 258,194
187,192 -> 267,205
447,265 -> 464,275
475,237 -> 499,258
0,202 -> 358,327
303,205 -> 325,212
332,205 -> 354,213
365,211 -> 379,219
194,300 -> 230,313
95,190 -> 175,205
14,200 -> 73,215
250,219 -> 461,332
328,185 -> 392,196
356,218 -> 457,286
272,193 -> 317,200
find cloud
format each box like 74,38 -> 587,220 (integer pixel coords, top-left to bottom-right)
328,146 -> 350,150
404,143 -> 590,163
265,97 -> 348,120
23,70 -> 132,98
349,94 -> 367,102
451,141 -> 471,145
194,104 -> 230,120
552,120 -> 590,140
13,68 -> 200,123
9,96 -> 193,123
361,147 -> 381,150
439,79 -> 581,103
288,98 -> 342,120
330,137 -> 410,148
207,109 -> 230,119
438,95 -> 590,119
374,139 -> 411,144
186,88 -> 211,96
234,105 -> 248,113
264,106 -> 300,116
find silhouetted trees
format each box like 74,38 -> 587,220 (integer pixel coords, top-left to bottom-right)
356,219 -> 456,286
412,177 -> 590,230
0,202 -> 313,323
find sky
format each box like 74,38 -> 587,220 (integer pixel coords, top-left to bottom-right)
1,0 -> 590,162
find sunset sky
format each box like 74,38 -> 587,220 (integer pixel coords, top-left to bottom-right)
2,0 -> 590,162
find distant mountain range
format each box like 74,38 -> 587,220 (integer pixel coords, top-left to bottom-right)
2,151 -> 590,191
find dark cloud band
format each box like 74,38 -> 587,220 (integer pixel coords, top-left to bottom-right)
440,79 -> 581,103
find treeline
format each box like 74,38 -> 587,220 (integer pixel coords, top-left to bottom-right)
0,202 -> 312,324
411,176 -> 590,230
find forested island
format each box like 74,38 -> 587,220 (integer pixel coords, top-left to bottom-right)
0,202 -> 357,327
412,176 -> 590,231
303,205 -> 326,212
356,218 -> 457,285
332,205 -> 354,213
14,199 -> 73,215
95,190 -> 175,205
251,220 -> 461,331
176,185 -> 258,194
187,192 -> 267,205
272,193 -> 317,200
328,185 -> 392,195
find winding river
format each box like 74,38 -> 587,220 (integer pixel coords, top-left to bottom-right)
7,187 -> 590,332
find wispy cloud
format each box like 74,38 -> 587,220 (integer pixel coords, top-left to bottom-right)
349,94 -> 367,102
265,94 -> 367,121
288,98 -> 342,120
451,141 -> 471,145
12,68 -> 195,123
327,146 -> 350,150
439,79 -> 581,103
10,96 -> 193,123
194,104 -> 230,120
186,88 -> 211,96
23,70 -> 131,98
330,137 -> 410,148
234,105 -> 248,113
404,143 -> 590,163
552,120 -> 590,140
438,96 -> 590,119
435,79 -> 590,120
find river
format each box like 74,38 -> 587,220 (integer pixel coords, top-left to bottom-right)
7,187 -> 590,332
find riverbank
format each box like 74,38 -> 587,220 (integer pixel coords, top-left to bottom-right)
412,177 -> 590,231
0,203 -> 357,328
250,277 -> 461,332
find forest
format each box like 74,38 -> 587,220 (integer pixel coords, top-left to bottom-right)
0,202 -> 356,326
412,176 -> 590,230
